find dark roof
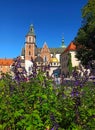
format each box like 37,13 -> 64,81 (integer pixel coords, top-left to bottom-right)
35,56 -> 43,62
49,48 -> 65,53
21,47 -> 66,56
21,47 -> 25,56
35,48 -> 41,56
36,47 -> 65,54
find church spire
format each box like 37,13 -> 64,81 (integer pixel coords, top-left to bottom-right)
27,24 -> 35,36
61,35 -> 66,48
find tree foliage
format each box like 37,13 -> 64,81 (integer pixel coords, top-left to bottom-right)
74,0 -> 95,66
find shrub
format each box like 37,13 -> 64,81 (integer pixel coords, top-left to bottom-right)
0,57 -> 95,129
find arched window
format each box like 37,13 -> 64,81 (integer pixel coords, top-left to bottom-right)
29,51 -> 31,55
44,56 -> 47,62
29,37 -> 31,42
54,62 -> 56,65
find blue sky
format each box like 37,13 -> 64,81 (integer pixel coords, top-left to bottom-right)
0,0 -> 87,58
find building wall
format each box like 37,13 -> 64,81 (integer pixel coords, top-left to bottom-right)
0,59 -> 14,74
61,52 -> 69,76
56,54 -> 60,62
25,43 -> 35,60
0,66 -> 11,73
61,51 -> 80,76
70,51 -> 80,67
40,43 -> 51,63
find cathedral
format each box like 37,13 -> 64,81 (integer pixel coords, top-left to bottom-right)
21,24 -> 66,76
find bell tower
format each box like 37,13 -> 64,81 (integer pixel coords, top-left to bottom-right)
25,24 -> 36,61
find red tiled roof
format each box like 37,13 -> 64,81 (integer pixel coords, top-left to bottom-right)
64,41 -> 76,53
0,59 -> 14,66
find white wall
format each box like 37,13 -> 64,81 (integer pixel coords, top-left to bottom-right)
70,51 -> 80,67
56,54 -> 60,62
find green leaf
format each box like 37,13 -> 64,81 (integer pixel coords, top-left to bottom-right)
14,109 -> 24,118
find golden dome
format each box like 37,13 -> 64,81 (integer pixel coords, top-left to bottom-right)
50,57 -> 58,63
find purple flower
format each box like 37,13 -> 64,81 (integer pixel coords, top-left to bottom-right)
75,81 -> 79,86
51,127 -> 54,130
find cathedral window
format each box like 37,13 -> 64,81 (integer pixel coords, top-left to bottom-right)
44,56 -> 47,62
29,51 -> 31,55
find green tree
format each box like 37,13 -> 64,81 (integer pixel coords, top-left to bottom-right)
74,0 -> 95,66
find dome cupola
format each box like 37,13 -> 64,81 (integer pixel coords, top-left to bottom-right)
50,53 -> 58,63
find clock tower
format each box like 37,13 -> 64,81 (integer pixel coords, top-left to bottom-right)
25,24 -> 36,61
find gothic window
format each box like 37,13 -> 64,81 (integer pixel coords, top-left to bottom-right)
29,51 -> 31,55
44,56 -> 47,62
45,56 -> 47,62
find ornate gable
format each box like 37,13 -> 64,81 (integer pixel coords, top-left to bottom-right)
41,42 -> 50,53
40,42 -> 51,63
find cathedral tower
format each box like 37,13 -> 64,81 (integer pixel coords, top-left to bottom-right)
25,24 -> 36,61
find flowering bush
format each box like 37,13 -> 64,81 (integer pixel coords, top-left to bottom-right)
0,57 -> 61,130
0,57 -> 95,129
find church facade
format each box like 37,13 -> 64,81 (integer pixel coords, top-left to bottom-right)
21,24 -> 66,76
